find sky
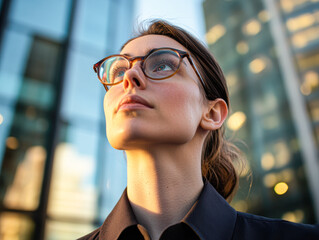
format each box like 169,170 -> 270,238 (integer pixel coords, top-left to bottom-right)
134,0 -> 206,42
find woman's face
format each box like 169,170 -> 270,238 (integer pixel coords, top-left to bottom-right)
104,35 -> 206,150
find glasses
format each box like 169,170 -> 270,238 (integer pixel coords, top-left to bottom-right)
93,47 -> 204,91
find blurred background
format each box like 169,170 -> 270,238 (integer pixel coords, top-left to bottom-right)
0,0 -> 319,239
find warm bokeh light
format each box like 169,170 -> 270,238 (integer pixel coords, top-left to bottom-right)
6,137 -> 19,150
280,169 -> 294,182
227,111 -> 247,131
301,71 -> 319,95
0,113 -> 3,125
233,200 -> 248,212
274,182 -> 289,195
243,19 -> 261,35
292,26 -> 319,49
263,173 -> 277,188
249,58 -> 266,74
226,72 -> 238,87
261,152 -> 275,171
280,0 -> 294,13
280,0 -> 315,13
236,41 -> 249,54
286,13 -> 315,32
274,141 -> 290,168
292,33 -> 308,48
282,209 -> 305,223
206,24 -> 226,45
258,10 -> 270,22
300,83 -> 312,95
304,71 -> 319,88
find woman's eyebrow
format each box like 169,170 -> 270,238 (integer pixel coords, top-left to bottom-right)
121,48 -> 156,58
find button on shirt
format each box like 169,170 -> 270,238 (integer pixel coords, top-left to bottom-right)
78,181 -> 319,240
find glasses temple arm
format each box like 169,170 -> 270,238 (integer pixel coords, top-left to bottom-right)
187,56 -> 206,88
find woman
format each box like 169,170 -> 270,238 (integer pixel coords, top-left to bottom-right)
80,20 -> 319,240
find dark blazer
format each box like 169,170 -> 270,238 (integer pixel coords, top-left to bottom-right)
78,181 -> 319,239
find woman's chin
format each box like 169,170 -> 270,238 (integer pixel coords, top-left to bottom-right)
107,128 -> 148,150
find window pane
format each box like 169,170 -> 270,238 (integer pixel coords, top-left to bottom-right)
45,220 -> 95,240
2,145 -> 46,210
0,35 -> 62,211
61,50 -> 103,123
9,0 -> 71,39
0,28 -> 32,101
203,0 -> 316,223
48,123 -> 99,221
71,0 -> 110,51
0,212 -> 35,240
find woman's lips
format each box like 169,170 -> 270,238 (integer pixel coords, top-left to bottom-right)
117,95 -> 153,112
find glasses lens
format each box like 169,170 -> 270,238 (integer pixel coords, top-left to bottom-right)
99,56 -> 129,84
144,50 -> 181,79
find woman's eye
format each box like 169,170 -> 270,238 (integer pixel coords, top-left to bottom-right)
154,64 -> 172,72
109,67 -> 127,83
117,70 -> 125,77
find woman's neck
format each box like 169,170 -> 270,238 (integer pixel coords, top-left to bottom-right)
126,145 -> 204,239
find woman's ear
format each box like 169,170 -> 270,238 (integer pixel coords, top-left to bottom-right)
200,98 -> 228,131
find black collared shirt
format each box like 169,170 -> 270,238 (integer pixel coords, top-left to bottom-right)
78,181 -> 319,240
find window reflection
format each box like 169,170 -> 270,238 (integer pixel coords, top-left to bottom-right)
3,146 -> 46,210
0,212 -> 34,240
204,0 -> 315,222
9,0 -> 71,40
48,125 -> 98,221
45,220 -> 95,240
0,34 -> 61,212
71,0 -> 110,51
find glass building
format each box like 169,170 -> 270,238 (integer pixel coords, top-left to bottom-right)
0,0 -> 134,239
203,0 -> 319,224
1,0 -> 318,239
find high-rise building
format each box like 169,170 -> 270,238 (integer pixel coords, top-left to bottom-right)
203,0 -> 319,224
0,0 -> 135,239
1,0 -> 317,239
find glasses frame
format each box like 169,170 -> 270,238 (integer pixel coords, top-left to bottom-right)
93,47 -> 205,91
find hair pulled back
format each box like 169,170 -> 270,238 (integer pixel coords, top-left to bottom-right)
122,20 -> 242,201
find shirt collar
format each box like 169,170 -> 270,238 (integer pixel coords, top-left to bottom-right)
99,180 -> 237,240
99,190 -> 138,240
182,180 -> 237,239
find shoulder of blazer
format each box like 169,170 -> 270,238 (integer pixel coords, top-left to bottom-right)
232,211 -> 319,240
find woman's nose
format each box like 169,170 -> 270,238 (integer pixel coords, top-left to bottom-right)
122,62 -> 147,91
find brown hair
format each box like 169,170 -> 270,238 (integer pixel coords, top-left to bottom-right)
122,20 -> 242,201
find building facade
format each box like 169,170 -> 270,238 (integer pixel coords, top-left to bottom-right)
203,0 -> 319,224
0,0 -> 134,239
1,0 -> 318,239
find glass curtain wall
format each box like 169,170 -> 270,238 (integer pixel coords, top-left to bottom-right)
0,0 -> 134,239
203,0 -> 317,224
279,0 -> 319,152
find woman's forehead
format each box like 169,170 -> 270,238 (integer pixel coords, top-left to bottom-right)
120,34 -> 188,56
